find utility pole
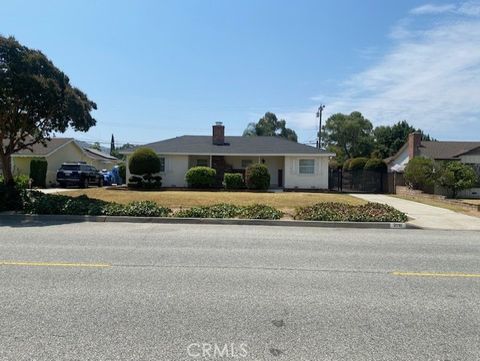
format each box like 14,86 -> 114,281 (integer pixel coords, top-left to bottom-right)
316,105 -> 325,149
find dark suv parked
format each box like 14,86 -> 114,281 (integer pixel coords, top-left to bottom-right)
56,162 -> 104,188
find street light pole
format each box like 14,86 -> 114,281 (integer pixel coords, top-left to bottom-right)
316,105 -> 325,149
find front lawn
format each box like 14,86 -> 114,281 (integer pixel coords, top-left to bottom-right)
58,188 -> 365,211
22,190 -> 407,222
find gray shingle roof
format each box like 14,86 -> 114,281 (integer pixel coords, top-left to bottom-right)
128,136 -> 333,156
419,141 -> 480,160
83,147 -> 119,161
9,138 -> 73,156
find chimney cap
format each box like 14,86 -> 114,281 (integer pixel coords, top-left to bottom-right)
215,121 -> 223,126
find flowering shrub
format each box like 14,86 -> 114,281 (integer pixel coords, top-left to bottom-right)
294,202 -> 407,222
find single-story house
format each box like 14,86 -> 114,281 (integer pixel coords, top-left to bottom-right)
386,132 -> 480,197
2,138 -> 118,187
125,123 -> 334,189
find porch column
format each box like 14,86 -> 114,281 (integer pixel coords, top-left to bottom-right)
209,155 -> 212,167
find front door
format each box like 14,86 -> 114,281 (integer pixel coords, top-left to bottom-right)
278,169 -> 283,187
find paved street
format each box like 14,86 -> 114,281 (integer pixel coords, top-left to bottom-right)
352,193 -> 480,230
0,221 -> 479,361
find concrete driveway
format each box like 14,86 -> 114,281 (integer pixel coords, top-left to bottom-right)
37,188 -> 79,194
352,194 -> 480,231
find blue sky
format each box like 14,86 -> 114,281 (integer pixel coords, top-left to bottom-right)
2,0 -> 480,146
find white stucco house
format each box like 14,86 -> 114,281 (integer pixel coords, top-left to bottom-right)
386,132 -> 480,198
124,123 -> 334,189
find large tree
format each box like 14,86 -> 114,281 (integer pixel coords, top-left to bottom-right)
0,36 -> 96,185
373,120 -> 434,159
321,111 -> 373,161
243,112 -> 298,142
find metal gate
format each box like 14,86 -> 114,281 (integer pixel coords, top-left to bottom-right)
329,169 -> 386,193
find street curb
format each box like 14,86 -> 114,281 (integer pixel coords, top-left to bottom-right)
0,214 -> 420,229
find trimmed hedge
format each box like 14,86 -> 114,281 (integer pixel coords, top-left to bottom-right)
342,159 -> 352,171
174,203 -> 283,220
22,192 -> 171,217
128,148 -> 162,189
20,193 -> 283,220
294,202 -> 407,222
185,166 -> 216,188
175,203 -> 239,218
364,158 -> 387,172
128,147 -> 161,175
245,163 -> 270,190
29,158 -> 48,188
224,173 -> 244,189
348,157 -> 369,171
238,204 -> 283,220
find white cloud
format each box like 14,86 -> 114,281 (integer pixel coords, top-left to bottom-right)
288,1 -> 480,141
410,1 -> 480,16
410,3 -> 456,15
458,0 -> 480,15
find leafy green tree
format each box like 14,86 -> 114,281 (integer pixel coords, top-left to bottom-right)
437,162 -> 478,198
404,157 -> 438,191
321,111 -> 374,161
373,120 -> 434,159
110,134 -> 115,155
243,112 -> 298,142
0,36 -> 97,186
91,142 -> 102,151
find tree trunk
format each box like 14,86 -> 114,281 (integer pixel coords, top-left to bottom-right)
0,153 -> 14,186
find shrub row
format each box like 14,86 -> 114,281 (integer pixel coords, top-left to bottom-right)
20,192 -> 282,220
294,202 -> 407,222
15,193 -> 407,223
22,192 -> 171,217
340,157 -> 387,172
175,203 -> 283,220
0,175 -> 30,211
185,164 -> 271,190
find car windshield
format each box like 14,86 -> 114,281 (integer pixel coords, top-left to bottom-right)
60,164 -> 80,171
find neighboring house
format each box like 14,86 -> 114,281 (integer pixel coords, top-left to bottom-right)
124,123 -> 334,189
386,132 -> 480,197
3,138 -> 118,187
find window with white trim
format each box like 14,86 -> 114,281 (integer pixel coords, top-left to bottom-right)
299,159 -> 314,174
159,157 -> 165,172
196,159 -> 209,167
241,159 -> 253,168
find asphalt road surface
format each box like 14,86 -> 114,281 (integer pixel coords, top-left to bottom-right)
0,220 -> 479,361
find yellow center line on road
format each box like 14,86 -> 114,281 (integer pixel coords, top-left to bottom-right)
0,260 -> 111,268
392,271 -> 480,278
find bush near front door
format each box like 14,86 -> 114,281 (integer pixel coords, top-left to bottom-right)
223,173 -> 244,189
245,163 -> 270,190
185,166 -> 216,188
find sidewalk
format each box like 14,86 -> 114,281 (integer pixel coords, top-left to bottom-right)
351,194 -> 480,231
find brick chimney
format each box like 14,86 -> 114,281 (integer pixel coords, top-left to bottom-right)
212,122 -> 225,145
408,132 -> 422,159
